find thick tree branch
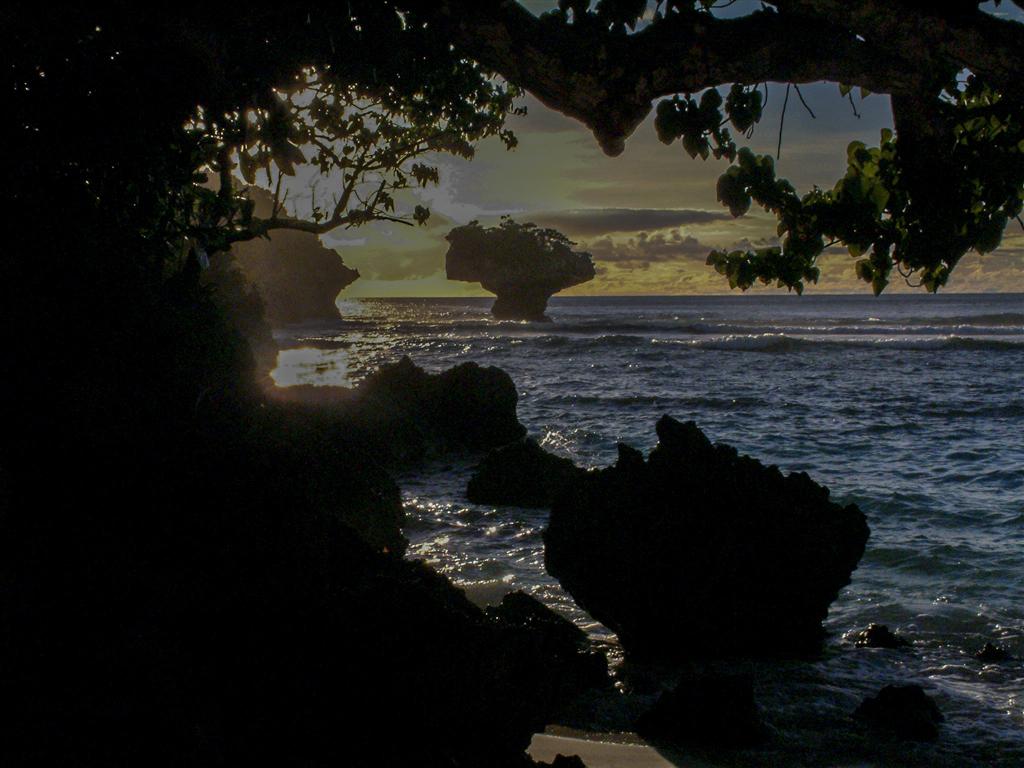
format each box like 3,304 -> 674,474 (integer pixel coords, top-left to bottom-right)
434,1 -> 1023,155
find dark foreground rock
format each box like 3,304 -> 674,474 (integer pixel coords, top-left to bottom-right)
2,478 -> 603,767
854,685 -> 944,741
487,591 -> 611,694
635,673 -> 764,748
854,623 -> 911,649
272,356 -> 527,465
445,219 -> 595,321
544,415 -> 870,658
975,642 -> 1013,662
468,439 -> 587,507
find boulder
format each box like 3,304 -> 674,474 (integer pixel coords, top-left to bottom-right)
854,623 -> 911,649
445,219 -> 595,321
544,415 -> 870,658
273,356 -> 526,464
487,591 -> 611,695
468,439 -> 587,508
974,642 -> 1012,662
635,673 -> 764,747
356,356 -> 526,452
854,685 -> 944,741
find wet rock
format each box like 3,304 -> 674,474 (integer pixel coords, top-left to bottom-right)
445,219 -> 595,321
975,642 -> 1013,662
468,439 -> 586,507
854,685 -> 944,741
635,673 -> 764,747
487,591 -> 611,694
854,623 -> 911,649
544,415 -> 870,658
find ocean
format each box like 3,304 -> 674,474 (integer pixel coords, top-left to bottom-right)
273,293 -> 1024,765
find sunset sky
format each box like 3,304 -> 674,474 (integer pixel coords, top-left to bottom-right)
299,2 -> 1024,297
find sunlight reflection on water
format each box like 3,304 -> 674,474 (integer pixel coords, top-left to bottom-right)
271,346 -> 352,387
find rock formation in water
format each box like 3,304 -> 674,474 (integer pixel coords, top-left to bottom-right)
271,356 -> 526,464
543,415 -> 870,658
635,673 -> 765,747
445,217 -> 595,321
468,438 -> 586,508
854,623 -> 911,649
853,685 -> 944,741
218,186 -> 359,324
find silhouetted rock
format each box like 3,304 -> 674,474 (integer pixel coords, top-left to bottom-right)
854,623 -> 911,649
975,642 -> 1013,662
272,356 -> 526,464
468,439 -> 586,507
536,756 -> 588,768
446,218 -> 595,321
544,415 -> 870,658
222,186 -> 359,324
488,591 -> 611,694
635,673 -> 764,747
854,685 -> 944,741
357,355 -> 526,452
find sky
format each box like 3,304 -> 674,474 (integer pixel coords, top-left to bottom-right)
293,2 -> 1024,297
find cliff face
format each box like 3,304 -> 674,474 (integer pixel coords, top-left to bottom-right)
445,219 -> 595,321
228,187 -> 359,324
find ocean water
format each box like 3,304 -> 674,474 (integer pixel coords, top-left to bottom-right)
273,293 -> 1024,766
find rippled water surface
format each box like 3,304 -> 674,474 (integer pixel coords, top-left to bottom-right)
274,293 -> 1024,765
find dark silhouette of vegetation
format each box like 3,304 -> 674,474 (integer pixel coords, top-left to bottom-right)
446,217 -> 596,320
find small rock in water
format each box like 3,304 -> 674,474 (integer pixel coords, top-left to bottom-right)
974,642 -> 1012,662
854,623 -> 911,649
635,673 -> 764,747
854,684 -> 944,741
467,438 -> 585,508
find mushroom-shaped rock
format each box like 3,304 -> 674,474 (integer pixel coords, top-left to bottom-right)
543,415 -> 870,659
445,217 -> 595,321
220,186 -> 359,323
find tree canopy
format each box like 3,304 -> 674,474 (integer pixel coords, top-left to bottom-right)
8,2 -> 1024,298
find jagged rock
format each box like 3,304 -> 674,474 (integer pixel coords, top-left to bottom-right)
487,591 -> 611,694
854,623 -> 911,649
445,218 -> 595,321
854,685 -> 944,741
468,439 -> 586,508
223,186 -> 359,324
635,673 -> 764,747
544,415 -> 870,658
975,642 -> 1013,662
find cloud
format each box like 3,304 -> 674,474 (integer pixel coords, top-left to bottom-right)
531,208 -> 729,236
584,229 -> 714,266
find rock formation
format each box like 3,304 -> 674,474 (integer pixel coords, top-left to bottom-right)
544,415 -> 870,658
635,673 -> 765,747
854,623 -> 911,649
445,218 -> 595,321
468,438 -> 586,508
270,356 -> 527,465
854,685 -> 944,741
217,186 -> 359,324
